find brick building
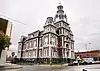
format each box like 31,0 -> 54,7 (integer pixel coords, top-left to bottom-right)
75,50 -> 100,61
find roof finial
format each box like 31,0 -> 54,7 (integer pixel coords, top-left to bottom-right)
59,3 -> 61,5
58,0 -> 62,5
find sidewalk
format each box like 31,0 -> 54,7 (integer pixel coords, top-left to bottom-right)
0,63 -> 23,70
37,64 -> 68,67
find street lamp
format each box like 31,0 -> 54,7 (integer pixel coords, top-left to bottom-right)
85,43 -> 91,58
75,42 -> 91,52
85,43 -> 91,52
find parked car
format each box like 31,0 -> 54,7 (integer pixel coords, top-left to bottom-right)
82,58 -> 94,65
73,61 -> 78,65
93,61 -> 100,64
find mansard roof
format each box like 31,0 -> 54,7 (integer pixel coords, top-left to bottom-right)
18,35 -> 27,43
42,31 -> 58,36
44,17 -> 56,28
39,30 -> 44,37
43,23 -> 56,28
23,30 -> 40,41
28,30 -> 40,35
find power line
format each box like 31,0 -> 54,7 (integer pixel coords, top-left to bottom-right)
0,13 -> 27,26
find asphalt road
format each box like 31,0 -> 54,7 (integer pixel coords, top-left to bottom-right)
2,64 -> 100,71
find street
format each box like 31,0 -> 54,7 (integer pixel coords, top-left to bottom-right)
1,64 -> 100,71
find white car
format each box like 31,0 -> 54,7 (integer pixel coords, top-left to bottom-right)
73,61 -> 78,63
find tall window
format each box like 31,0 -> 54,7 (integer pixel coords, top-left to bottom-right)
34,40 -> 37,47
52,37 -> 55,45
23,52 -> 25,57
39,38 -> 42,47
67,52 -> 69,57
63,29 -> 64,34
44,49 -> 46,56
26,43 -> 28,49
28,42 -> 30,48
66,44 -> 68,48
30,41 -> 33,48
45,37 -> 48,45
31,40 -> 34,48
40,49 -> 42,56
59,29 -> 62,34
53,50 -> 54,56
50,27 -> 52,31
63,49 -> 65,57
33,50 -> 35,56
34,50 -> 36,56
29,41 -> 31,48
47,48 -> 49,56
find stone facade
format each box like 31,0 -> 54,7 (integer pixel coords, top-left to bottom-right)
18,4 -> 75,64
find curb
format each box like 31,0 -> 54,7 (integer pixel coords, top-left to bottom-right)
37,65 -> 66,67
0,66 -> 23,70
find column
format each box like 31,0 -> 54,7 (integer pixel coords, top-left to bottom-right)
42,48 -> 44,58
65,43 -> 67,57
49,34 -> 52,65
69,50 -> 71,58
36,38 -> 38,57
62,28 -> 63,34
49,34 -> 51,57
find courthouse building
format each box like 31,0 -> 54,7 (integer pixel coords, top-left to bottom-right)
18,4 -> 75,64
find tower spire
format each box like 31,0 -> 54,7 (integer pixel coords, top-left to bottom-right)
54,2 -> 67,22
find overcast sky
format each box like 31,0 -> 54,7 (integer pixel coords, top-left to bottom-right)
0,0 -> 100,54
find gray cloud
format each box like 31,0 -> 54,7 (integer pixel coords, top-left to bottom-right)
0,0 -> 100,53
